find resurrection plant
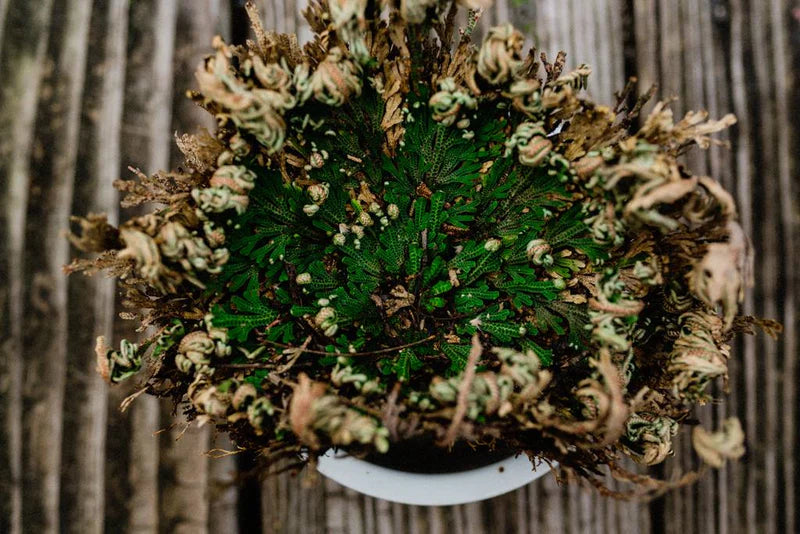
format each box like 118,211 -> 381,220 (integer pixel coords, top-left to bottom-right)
67,0 -> 776,496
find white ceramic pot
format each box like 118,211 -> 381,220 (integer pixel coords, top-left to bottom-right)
317,449 -> 552,506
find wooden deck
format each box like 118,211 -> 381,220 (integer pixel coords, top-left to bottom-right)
0,1 -> 797,532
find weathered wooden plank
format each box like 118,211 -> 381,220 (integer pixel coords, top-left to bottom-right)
426,504 -> 445,534
261,466 -> 326,534
362,496 -> 376,534
0,0 -> 9,56
702,5 -> 737,534
632,0 -> 658,116
58,1 -> 119,533
375,493 -> 394,534
126,397 -> 161,534
746,0 -> 780,528
770,3 -> 797,534
538,470 -> 565,532
513,485 -> 526,534
208,435 -> 240,534
261,464 -> 281,534
171,0 -> 227,163
408,504 -> 424,534
19,0 -> 92,532
288,467 -> 304,533
114,2 -> 179,533
633,4 -> 691,534
323,477 -> 348,534
745,4 -> 797,534
494,0 -> 509,30
680,5 -> 716,530
728,1 -> 758,532
464,501 -> 483,534
526,475 -> 540,533
159,410 -> 210,534
483,492 -> 504,534
149,0 -> 179,177
0,1 -> 56,532
390,500 -> 405,533
345,488 -> 366,534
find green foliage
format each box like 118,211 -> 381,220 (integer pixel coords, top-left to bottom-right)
440,343 -> 472,375
211,276 -> 278,342
380,349 -> 424,381
208,87 -> 612,382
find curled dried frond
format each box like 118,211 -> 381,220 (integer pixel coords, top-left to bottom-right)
176,129 -> 224,173
95,336 -> 143,384
476,23 -> 524,85
622,413 -> 678,466
429,77 -> 477,126
299,47 -> 362,106
67,214 -> 121,252
640,101 -> 737,151
689,222 -> 752,328
290,374 -> 390,452
692,418 -> 745,468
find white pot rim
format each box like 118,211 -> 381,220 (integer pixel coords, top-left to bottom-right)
316,449 -> 552,506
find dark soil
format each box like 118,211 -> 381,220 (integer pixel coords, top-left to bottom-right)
360,438 -> 515,474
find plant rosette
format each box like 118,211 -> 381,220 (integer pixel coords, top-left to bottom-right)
68,0 -> 777,500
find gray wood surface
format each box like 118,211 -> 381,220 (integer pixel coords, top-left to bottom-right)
0,1 -> 796,532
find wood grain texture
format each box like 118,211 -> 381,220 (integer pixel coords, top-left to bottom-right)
0,1 -> 796,533
0,0 -> 9,57
0,1 -> 56,532
19,0 -> 80,531
60,1 -> 118,533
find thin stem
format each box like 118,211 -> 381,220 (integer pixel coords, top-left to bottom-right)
218,335 -> 438,369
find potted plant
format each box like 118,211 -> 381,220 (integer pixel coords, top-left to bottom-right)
67,0 -> 769,504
